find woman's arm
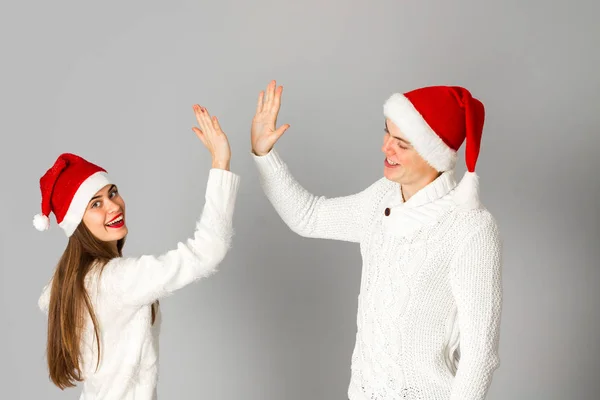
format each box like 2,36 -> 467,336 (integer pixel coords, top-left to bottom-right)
102,167 -> 238,307
100,105 -> 239,307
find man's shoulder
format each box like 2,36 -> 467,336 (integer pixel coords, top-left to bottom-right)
449,205 -> 500,234
358,177 -> 397,210
365,176 -> 397,196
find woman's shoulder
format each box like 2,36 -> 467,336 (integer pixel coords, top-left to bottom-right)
85,259 -> 128,296
37,261 -> 114,313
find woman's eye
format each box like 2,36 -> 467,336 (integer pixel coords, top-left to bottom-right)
91,201 -> 100,208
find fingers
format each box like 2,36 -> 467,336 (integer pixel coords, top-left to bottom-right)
264,80 -> 276,108
192,126 -> 204,141
200,107 -> 213,133
271,85 -> 283,114
193,104 -> 213,134
274,123 -> 290,140
193,105 -> 207,132
192,105 -> 215,151
192,127 -> 208,147
211,115 -> 224,135
256,91 -> 264,114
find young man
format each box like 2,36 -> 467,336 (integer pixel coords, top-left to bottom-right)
251,81 -> 502,400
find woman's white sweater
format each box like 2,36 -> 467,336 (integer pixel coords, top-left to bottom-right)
38,169 -> 240,399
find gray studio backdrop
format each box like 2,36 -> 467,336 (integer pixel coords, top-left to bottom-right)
1,0 -> 599,399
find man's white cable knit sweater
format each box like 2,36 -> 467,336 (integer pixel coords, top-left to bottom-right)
38,169 -> 240,400
253,149 -> 502,400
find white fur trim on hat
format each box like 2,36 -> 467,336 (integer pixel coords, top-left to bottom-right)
384,93 -> 457,172
58,171 -> 112,237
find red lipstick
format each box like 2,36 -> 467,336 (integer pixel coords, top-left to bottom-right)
106,213 -> 125,228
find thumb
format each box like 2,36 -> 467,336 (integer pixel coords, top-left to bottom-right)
274,124 -> 290,140
192,127 -> 209,148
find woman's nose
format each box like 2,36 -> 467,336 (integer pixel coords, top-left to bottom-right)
106,199 -> 120,213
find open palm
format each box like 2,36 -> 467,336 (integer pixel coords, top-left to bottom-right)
251,80 -> 290,156
192,105 -> 231,170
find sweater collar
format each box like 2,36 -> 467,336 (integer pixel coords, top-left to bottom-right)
388,170 -> 457,209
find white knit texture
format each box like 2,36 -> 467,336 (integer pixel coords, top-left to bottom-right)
254,149 -> 502,400
38,168 -> 240,400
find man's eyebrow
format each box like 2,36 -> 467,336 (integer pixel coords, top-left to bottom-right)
385,123 -> 411,145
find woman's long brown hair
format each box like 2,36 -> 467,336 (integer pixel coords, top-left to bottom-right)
46,223 -> 158,389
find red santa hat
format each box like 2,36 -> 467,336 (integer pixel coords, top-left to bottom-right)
33,153 -> 112,236
383,85 -> 485,208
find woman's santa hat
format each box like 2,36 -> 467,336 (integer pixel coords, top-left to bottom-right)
33,153 -> 112,236
383,85 -> 485,208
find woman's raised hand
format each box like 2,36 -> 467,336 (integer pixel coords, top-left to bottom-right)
192,105 -> 231,171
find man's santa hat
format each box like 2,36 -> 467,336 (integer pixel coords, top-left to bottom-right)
33,153 -> 112,236
383,85 -> 485,208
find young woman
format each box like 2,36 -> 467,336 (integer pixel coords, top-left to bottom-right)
35,105 -> 239,399
250,81 -> 502,400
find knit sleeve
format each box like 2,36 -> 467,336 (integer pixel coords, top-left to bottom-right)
100,168 -> 239,307
449,214 -> 503,400
253,148 -> 389,243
